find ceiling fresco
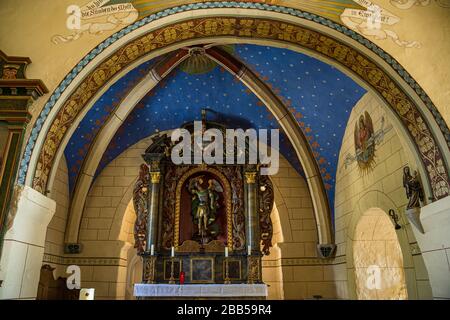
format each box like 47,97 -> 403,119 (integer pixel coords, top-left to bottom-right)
64,59 -> 156,189
94,66 -> 300,175
64,44 -> 366,215
236,45 -> 366,189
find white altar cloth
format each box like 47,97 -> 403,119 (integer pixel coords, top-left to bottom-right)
134,284 -> 268,297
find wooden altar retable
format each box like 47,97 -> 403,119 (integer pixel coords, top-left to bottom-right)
132,116 -> 275,293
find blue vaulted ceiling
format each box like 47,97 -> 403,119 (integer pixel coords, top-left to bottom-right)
96,68 -> 300,174
64,44 -> 366,214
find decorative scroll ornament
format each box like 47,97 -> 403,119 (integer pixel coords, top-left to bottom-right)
390,0 -> 450,9
220,166 -> 246,251
162,166 -> 191,249
52,0 -> 138,44
142,256 -> 157,284
341,0 -> 420,48
247,256 -> 261,284
133,164 -> 150,254
258,175 -> 274,256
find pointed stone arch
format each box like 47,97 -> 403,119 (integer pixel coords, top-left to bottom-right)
18,5 -> 450,252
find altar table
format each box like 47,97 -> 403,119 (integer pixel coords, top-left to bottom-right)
134,284 -> 268,299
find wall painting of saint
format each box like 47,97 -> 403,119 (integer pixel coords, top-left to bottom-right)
354,111 -> 376,173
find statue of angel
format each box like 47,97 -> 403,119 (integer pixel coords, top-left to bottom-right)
188,176 -> 223,240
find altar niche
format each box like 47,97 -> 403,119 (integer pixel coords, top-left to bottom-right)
132,118 -> 274,290
175,168 -> 232,248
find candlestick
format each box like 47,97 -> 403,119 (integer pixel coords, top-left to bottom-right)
247,245 -> 251,256
225,247 -> 228,258
169,256 -> 175,284
171,246 -> 175,257
150,244 -> 154,256
224,257 -> 231,284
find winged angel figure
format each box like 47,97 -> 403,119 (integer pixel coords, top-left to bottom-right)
354,111 -> 375,168
344,114 -> 392,173
188,176 -> 223,241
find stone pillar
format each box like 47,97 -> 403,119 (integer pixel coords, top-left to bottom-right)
0,186 -> 55,299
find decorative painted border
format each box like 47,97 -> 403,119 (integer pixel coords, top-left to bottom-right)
19,2 -> 450,196
262,255 -> 346,267
42,253 -> 128,267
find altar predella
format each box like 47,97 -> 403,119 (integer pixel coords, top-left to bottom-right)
132,114 -> 274,296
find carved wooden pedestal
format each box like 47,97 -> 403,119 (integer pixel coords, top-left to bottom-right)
142,255 -> 157,284
247,256 -> 262,284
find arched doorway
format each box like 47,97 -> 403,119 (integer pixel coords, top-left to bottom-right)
353,208 -> 407,300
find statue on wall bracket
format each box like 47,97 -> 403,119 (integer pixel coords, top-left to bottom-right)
403,166 -> 425,233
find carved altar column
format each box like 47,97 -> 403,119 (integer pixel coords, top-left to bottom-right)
143,154 -> 163,252
245,169 -> 262,283
142,154 -> 163,283
146,169 -> 161,252
244,170 -> 259,252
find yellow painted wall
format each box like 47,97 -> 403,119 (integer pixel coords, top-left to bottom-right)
334,92 -> 433,299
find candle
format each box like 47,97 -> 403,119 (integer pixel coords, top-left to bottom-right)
225,247 -> 228,258
247,245 -> 251,256
171,246 -> 175,257
150,244 -> 154,256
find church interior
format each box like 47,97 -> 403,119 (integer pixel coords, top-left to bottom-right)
0,0 -> 449,300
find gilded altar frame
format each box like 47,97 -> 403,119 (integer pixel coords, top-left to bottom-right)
174,166 -> 233,250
